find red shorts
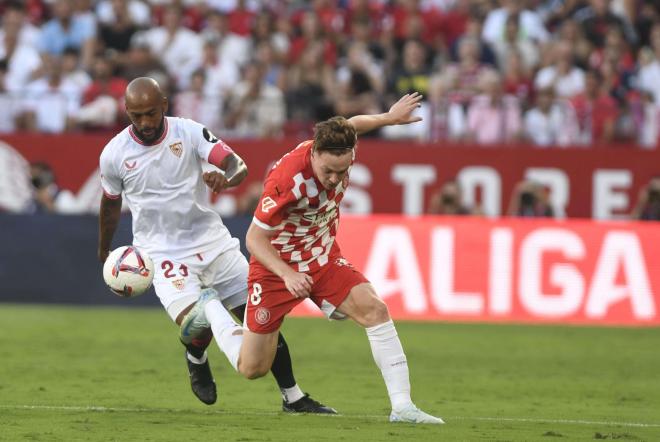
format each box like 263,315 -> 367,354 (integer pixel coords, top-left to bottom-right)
245,257 -> 369,334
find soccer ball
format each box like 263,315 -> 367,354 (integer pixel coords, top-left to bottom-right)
103,246 -> 154,297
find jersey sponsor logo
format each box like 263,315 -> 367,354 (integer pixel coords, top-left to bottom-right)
202,127 -> 219,143
169,141 -> 183,158
172,278 -> 185,290
255,307 -> 271,325
124,160 -> 137,170
335,257 -> 350,267
261,196 -> 277,213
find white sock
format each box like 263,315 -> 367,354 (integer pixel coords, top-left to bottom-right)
205,299 -> 243,371
186,351 -> 208,364
281,384 -> 305,403
366,320 -> 413,412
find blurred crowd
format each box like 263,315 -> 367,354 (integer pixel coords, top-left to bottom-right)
1,0 -> 660,147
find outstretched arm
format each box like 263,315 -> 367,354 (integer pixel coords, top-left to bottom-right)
348,92 -> 423,135
98,194 -> 122,262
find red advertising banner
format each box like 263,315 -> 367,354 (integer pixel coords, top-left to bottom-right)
1,133 -> 659,218
292,216 -> 660,326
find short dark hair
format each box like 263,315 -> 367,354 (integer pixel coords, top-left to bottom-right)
313,116 -> 357,155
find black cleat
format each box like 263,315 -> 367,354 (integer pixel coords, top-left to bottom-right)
185,352 -> 217,405
282,393 -> 337,414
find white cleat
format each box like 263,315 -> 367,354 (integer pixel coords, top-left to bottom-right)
180,288 -> 219,345
389,404 -> 445,424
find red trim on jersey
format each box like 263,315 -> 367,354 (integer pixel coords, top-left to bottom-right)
103,189 -> 121,200
128,118 -> 169,146
207,141 -> 234,167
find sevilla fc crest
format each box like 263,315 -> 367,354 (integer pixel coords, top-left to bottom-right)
169,142 -> 183,158
172,278 -> 185,290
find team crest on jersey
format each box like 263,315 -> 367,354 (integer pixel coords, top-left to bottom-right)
335,258 -> 351,267
261,196 -> 277,213
172,278 -> 185,290
255,307 -> 271,325
169,142 -> 183,158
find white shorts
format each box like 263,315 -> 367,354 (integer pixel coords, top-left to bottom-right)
151,246 -> 249,322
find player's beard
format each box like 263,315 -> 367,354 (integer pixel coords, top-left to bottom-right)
133,117 -> 165,144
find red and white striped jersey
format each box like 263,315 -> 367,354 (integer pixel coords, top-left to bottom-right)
251,140 -> 348,273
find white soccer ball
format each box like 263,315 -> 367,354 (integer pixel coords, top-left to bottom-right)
103,246 -> 154,297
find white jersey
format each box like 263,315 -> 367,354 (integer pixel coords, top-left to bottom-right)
99,116 -> 239,260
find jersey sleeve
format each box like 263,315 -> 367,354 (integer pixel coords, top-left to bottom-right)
99,147 -> 122,199
187,119 -> 235,167
253,174 -> 298,231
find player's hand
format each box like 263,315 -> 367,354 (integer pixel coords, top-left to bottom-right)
203,171 -> 229,193
283,270 -> 313,299
98,248 -> 109,263
388,92 -> 423,125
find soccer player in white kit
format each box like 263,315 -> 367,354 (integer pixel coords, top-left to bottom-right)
97,77 -> 334,413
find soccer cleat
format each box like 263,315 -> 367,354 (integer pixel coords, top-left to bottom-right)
389,404 -> 445,424
282,393 -> 337,414
185,352 -> 217,405
180,288 -> 219,345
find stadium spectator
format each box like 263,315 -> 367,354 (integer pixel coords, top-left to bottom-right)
95,0 -> 150,28
507,180 -> 555,218
38,0 -> 96,69
335,42 -> 384,119
636,24 -> 660,108
466,69 -> 522,145
201,9 -> 251,69
16,55 -> 82,133
252,40 -> 286,90
0,7 -> 42,93
574,0 -> 637,48
120,35 -> 169,87
502,50 -> 534,109
492,13 -> 539,72
534,40 -> 586,99
0,60 -> 19,133
195,36 -> 240,101
631,176 -> 660,220
28,161 -> 59,213
97,0 -> 143,57
428,73 -> 467,141
142,5 -> 203,90
251,10 -> 290,59
0,1 -> 41,49
482,0 -> 550,46
524,88 -> 579,147
427,179 -> 477,215
288,10 -> 338,68
441,36 -> 490,107
286,41 -> 336,124
570,69 -> 618,145
634,0 -> 660,48
76,55 -> 127,128
225,61 -> 286,138
173,68 -> 223,133
61,47 -> 92,90
448,12 -> 496,67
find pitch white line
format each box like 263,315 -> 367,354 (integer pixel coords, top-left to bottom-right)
1,405 -> 659,428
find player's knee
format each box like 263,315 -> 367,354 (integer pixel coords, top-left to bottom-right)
363,298 -> 391,327
238,361 -> 269,380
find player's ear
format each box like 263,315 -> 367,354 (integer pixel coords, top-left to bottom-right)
162,97 -> 169,114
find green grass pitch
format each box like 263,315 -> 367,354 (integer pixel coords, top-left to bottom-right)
0,304 -> 659,441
